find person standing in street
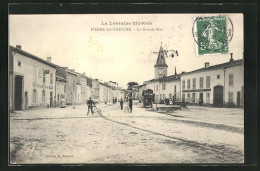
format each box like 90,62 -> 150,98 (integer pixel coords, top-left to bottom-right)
87,97 -> 95,115
129,97 -> 133,113
119,98 -> 124,110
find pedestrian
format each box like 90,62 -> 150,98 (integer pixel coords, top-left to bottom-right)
115,97 -> 117,103
87,97 -> 95,116
119,98 -> 124,110
129,97 -> 133,113
60,97 -> 65,108
113,97 -> 115,104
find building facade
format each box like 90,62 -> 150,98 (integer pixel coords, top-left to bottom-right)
9,45 -> 57,112
56,67 -> 67,107
180,58 -> 244,107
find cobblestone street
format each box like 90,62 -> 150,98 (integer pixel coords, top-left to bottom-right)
10,103 -> 244,164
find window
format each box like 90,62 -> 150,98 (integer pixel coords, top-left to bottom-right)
217,74 -> 220,79
43,71 -> 46,83
162,84 -> 166,90
229,74 -> 233,86
228,92 -> 233,103
187,79 -> 191,89
156,85 -> 158,91
50,73 -> 53,84
193,78 -> 196,89
199,77 -> 203,89
192,93 -> 196,103
206,76 -> 210,88
18,61 -> 21,67
182,94 -> 185,101
64,85 -> 66,93
162,94 -> 165,100
182,80 -> 185,89
169,94 -> 171,99
174,85 -> 176,92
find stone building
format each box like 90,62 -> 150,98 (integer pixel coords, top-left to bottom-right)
181,55 -> 244,107
65,69 -> 78,105
140,43 -> 244,108
9,45 -> 57,112
55,66 -> 67,107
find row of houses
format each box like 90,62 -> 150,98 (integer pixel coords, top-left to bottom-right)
9,45 -> 125,112
137,44 -> 244,108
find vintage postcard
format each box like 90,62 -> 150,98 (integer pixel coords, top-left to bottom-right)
9,12 -> 244,164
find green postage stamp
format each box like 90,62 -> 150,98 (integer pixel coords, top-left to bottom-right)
193,15 -> 231,55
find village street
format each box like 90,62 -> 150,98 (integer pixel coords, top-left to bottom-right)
10,102 -> 244,164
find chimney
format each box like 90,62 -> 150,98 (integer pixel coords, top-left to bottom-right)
175,66 -> 177,75
230,53 -> 234,62
62,67 -> 68,70
82,72 -> 86,76
71,69 -> 75,72
46,57 -> 51,63
205,62 -> 209,68
16,45 -> 21,50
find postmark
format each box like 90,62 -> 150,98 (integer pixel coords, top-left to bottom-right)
192,15 -> 234,55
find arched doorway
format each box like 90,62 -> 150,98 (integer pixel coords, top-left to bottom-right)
213,85 -> 224,107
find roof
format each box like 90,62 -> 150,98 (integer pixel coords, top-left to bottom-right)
10,46 -> 57,68
182,59 -> 244,76
145,74 -> 181,84
154,44 -> 168,68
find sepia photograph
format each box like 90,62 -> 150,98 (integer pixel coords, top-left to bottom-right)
9,11 -> 245,164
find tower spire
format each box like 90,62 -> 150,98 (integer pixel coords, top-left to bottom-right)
175,66 -> 177,75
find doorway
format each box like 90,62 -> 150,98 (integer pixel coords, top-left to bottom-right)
213,86 -> 224,107
14,75 -> 23,110
237,91 -> 241,108
50,92 -> 53,107
199,93 -> 203,106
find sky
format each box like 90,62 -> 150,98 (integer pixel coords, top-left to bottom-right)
9,14 -> 243,88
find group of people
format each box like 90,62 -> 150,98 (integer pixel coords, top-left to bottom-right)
119,97 -> 133,113
86,96 -> 134,115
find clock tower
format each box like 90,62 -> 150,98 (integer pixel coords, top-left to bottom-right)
154,43 -> 168,79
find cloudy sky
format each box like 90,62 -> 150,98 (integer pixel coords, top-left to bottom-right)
9,14 -> 243,88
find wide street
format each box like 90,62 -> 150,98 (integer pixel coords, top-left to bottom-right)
10,102 -> 244,164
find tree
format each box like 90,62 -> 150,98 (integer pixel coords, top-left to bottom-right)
127,82 -> 139,90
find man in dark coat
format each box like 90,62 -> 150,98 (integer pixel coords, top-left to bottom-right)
129,97 -> 133,113
119,98 -> 124,110
87,97 -> 95,115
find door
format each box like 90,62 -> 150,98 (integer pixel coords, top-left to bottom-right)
213,86 -> 224,107
199,93 -> 203,106
50,92 -> 53,107
237,91 -> 241,108
14,75 -> 23,110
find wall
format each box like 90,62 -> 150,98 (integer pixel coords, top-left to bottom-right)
66,73 -> 77,105
224,64 -> 244,106
56,81 -> 66,107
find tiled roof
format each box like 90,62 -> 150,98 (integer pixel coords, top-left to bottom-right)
182,59 -> 243,75
145,74 -> 181,83
10,46 -> 57,68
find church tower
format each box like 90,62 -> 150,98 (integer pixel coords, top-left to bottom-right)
154,43 -> 168,79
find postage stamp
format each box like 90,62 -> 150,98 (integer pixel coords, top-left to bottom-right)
192,15 -> 233,55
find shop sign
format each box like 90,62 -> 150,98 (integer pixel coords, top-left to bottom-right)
182,88 -> 211,92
